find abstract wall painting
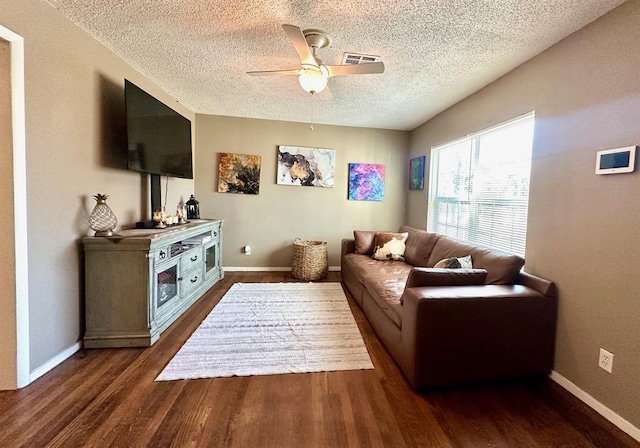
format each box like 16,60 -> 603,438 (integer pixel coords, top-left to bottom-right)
277,145 -> 336,188
217,152 -> 261,195
409,155 -> 425,190
348,163 -> 385,201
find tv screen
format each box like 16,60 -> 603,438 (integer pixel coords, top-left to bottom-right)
125,79 -> 193,179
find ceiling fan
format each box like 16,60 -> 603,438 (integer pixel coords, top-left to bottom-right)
247,24 -> 385,99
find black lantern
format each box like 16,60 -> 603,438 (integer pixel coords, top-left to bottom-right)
186,194 -> 200,220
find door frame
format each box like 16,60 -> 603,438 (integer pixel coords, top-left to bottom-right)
0,24 -> 30,389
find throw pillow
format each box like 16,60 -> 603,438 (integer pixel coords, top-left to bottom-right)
433,255 -> 473,269
372,232 -> 409,261
353,230 -> 379,255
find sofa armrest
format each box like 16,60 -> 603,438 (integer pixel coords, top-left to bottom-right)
400,286 -> 557,389
405,267 -> 487,288
517,271 -> 557,297
341,239 -> 356,258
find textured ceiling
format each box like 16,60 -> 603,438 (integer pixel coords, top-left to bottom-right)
44,0 -> 626,130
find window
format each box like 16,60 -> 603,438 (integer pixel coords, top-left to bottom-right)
427,112 -> 534,256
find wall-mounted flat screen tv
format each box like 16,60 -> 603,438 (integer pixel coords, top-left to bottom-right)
125,79 -> 193,179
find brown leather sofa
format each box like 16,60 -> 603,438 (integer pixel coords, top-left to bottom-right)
341,225 -> 557,390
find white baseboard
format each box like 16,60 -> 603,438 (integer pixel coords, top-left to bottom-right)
550,370 -> 640,442
29,341 -> 81,384
224,267 -> 290,272
224,266 -> 341,272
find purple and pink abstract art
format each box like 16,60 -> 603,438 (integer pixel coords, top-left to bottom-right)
348,163 -> 385,201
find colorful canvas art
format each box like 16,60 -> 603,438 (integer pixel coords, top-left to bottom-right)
348,163 -> 385,201
217,153 -> 261,195
409,155 -> 425,190
277,145 -> 335,188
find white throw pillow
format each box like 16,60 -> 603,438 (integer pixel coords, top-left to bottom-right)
433,255 -> 473,269
372,232 -> 409,261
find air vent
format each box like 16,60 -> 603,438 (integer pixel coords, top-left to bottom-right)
342,52 -> 381,65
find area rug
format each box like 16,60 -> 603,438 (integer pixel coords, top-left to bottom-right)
155,282 -> 374,381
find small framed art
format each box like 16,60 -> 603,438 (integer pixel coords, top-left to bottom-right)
409,155 -> 425,190
348,163 -> 385,201
217,153 -> 261,195
277,145 -> 336,187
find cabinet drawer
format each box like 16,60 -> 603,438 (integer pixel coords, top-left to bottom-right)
181,247 -> 204,272
180,266 -> 204,298
154,246 -> 171,264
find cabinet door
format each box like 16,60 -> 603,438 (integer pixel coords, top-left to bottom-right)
204,240 -> 220,280
155,258 -> 180,310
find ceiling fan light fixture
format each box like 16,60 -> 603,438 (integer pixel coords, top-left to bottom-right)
298,67 -> 328,94
247,24 -> 383,99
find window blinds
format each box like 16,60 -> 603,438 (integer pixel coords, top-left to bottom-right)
427,113 -> 534,257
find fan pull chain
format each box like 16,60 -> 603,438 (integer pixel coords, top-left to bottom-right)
310,93 -> 315,131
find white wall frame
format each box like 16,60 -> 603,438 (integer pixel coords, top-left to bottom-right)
0,24 -> 30,389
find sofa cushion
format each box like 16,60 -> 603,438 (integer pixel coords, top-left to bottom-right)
342,253 -> 412,284
362,276 -> 405,327
434,255 -> 473,269
372,232 -> 408,261
398,225 -> 440,267
427,236 -> 525,285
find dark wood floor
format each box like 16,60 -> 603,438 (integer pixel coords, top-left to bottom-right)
0,272 -> 637,447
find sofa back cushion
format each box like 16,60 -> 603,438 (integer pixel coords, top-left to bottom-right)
398,225 -> 440,267
427,236 -> 525,284
354,230 -> 378,254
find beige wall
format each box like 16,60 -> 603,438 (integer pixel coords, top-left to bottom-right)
2,0 -> 195,371
410,0 -> 640,429
2,0 -> 636,432
0,39 -> 18,387
194,115 -> 409,267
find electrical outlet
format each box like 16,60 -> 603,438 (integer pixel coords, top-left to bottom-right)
599,348 -> 613,373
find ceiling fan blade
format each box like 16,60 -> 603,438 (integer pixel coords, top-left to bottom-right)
282,24 -> 316,66
247,69 -> 301,76
318,86 -> 332,100
326,61 -> 385,77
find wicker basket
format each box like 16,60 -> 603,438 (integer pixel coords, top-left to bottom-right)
291,238 -> 328,281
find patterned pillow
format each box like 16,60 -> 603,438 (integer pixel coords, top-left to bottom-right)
372,232 -> 409,261
433,255 -> 473,269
